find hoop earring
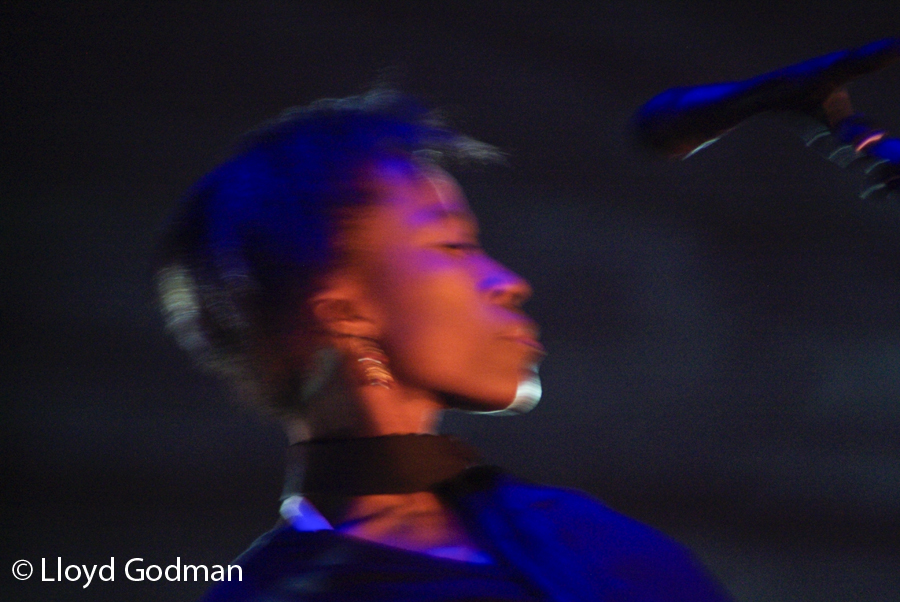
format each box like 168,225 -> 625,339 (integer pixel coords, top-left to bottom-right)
353,338 -> 394,388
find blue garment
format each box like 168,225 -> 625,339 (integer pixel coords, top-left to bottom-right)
202,467 -> 732,601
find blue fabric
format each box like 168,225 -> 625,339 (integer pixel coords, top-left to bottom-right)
202,468 -> 732,601
201,528 -> 541,601
441,467 -> 732,602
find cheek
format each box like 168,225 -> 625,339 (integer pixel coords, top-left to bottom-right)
379,260 -> 480,361
372,256 -> 475,359
370,255 -> 521,405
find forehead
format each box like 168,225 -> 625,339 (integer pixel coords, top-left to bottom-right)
361,159 -> 477,230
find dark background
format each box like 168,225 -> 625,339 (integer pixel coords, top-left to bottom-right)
4,2 -> 899,600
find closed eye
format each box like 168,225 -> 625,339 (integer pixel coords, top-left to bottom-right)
439,242 -> 483,254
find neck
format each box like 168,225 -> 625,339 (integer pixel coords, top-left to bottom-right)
283,434 -> 480,522
290,434 -> 480,496
281,434 -> 488,562
287,357 -> 446,443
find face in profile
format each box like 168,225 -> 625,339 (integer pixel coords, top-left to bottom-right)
340,159 -> 544,413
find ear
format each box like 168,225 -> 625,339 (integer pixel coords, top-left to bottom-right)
308,270 -> 380,340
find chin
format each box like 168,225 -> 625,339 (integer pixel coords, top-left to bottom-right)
505,370 -> 543,413
447,370 -> 543,416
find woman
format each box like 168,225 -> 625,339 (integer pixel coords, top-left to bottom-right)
157,90 -> 732,601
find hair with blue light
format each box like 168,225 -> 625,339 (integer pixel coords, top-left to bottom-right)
156,89 -> 500,415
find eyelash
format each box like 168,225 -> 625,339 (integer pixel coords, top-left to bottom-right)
440,242 -> 482,254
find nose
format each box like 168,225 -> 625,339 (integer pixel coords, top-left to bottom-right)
481,257 -> 533,308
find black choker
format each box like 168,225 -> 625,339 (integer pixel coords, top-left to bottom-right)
289,434 -> 482,496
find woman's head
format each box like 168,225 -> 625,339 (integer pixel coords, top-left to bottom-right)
157,90 -> 541,421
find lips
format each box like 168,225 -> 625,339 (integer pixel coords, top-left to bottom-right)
501,323 -> 546,356
515,336 -> 546,356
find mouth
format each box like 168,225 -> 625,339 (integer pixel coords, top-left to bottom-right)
513,336 -> 546,355
501,324 -> 546,357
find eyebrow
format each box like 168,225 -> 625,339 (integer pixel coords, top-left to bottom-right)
414,205 -> 480,230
